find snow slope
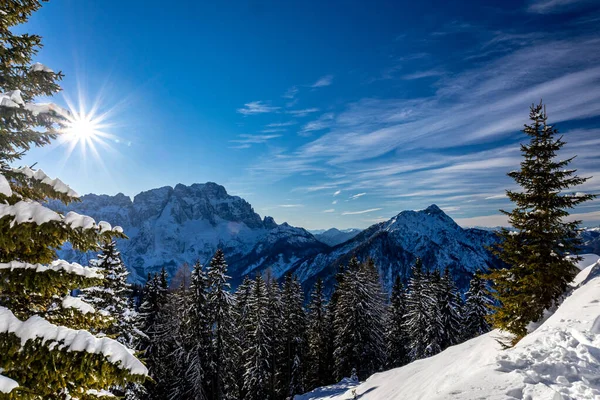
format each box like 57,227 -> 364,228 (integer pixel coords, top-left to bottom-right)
296,256 -> 600,400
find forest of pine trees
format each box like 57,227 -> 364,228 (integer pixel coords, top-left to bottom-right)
131,252 -> 493,400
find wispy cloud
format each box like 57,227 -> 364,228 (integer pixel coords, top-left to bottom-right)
333,190 -> 341,196
350,192 -> 367,200
267,121 -> 297,128
300,113 -> 335,135
283,86 -> 298,99
342,208 -> 382,215
229,134 -> 281,149
311,75 -> 334,88
286,108 -> 320,117
278,204 -> 304,208
237,101 -> 280,115
527,0 -> 592,14
323,209 -> 335,213
401,69 -> 445,80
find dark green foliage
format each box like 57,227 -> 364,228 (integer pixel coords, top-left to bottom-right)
386,275 -> 409,368
333,257 -> 386,381
486,102 -> 596,342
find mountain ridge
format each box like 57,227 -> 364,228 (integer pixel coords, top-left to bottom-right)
50,182 -> 500,290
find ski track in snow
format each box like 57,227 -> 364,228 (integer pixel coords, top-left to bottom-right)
296,255 -> 600,400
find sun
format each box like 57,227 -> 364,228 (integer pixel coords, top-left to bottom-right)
65,112 -> 101,142
56,90 -> 120,165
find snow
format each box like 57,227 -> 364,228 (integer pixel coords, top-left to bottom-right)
62,295 -> 95,314
0,200 -> 61,226
0,260 -> 103,279
0,200 -> 120,234
0,374 -> 18,394
14,166 -> 79,197
31,62 -> 54,73
0,306 -> 147,375
0,173 -> 12,197
86,389 -> 115,397
296,255 -> 600,400
0,90 -> 24,108
295,378 -> 359,400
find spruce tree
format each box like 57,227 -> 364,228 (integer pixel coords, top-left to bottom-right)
243,274 -> 271,400
206,250 -> 239,400
333,257 -> 386,381
185,261 -> 211,400
0,2 -> 146,397
437,268 -> 463,350
464,273 -> 492,340
386,275 -> 409,368
234,276 -> 254,399
265,276 -> 283,399
486,102 -> 595,341
306,278 -> 332,389
404,258 -> 431,361
279,273 -> 307,398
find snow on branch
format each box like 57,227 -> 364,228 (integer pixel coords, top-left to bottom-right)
0,374 -> 19,394
0,200 -> 122,233
13,166 -> 79,197
0,306 -> 148,376
0,260 -> 103,280
62,295 -> 96,315
0,89 -> 69,116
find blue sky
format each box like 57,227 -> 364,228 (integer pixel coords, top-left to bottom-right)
20,0 -> 600,229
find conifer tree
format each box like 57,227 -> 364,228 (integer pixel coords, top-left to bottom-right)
279,273 -> 307,398
234,276 -> 254,399
185,261 -> 211,400
243,274 -> 271,400
423,269 -> 443,357
404,258 -> 432,361
306,278 -> 332,389
0,2 -> 146,397
333,257 -> 386,381
206,250 -> 239,400
386,275 -> 409,368
265,276 -> 283,399
437,268 -> 463,350
486,102 -> 595,341
464,273 -> 492,339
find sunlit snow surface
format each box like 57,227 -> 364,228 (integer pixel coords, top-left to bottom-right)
296,255 -> 600,400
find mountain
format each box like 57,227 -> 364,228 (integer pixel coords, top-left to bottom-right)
295,256 -> 600,400
581,227 -> 600,254
313,228 -> 362,247
288,204 -> 501,291
50,183 -> 499,290
49,182 -> 328,284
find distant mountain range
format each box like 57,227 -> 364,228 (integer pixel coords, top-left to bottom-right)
50,182 -> 504,291
311,228 -> 362,247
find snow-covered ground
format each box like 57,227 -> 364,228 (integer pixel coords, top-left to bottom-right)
296,255 -> 600,400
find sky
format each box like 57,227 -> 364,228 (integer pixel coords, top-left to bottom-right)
18,0 -> 600,230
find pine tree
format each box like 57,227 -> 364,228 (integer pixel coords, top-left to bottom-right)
206,250 -> 239,400
80,240 -> 147,398
404,258 -> 432,361
234,276 -> 254,399
386,275 -> 409,368
185,261 -> 211,400
306,278 -> 332,389
265,276 -> 282,399
333,257 -> 386,381
464,273 -> 492,340
243,274 -> 271,400
437,268 -> 463,350
278,273 -> 307,398
422,269 -> 443,357
485,102 -> 595,341
0,2 -> 146,397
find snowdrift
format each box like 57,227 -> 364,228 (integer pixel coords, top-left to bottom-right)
296,254 -> 600,400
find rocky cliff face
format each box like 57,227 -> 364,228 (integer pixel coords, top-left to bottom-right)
51,184 -> 501,291
50,182 -> 327,283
